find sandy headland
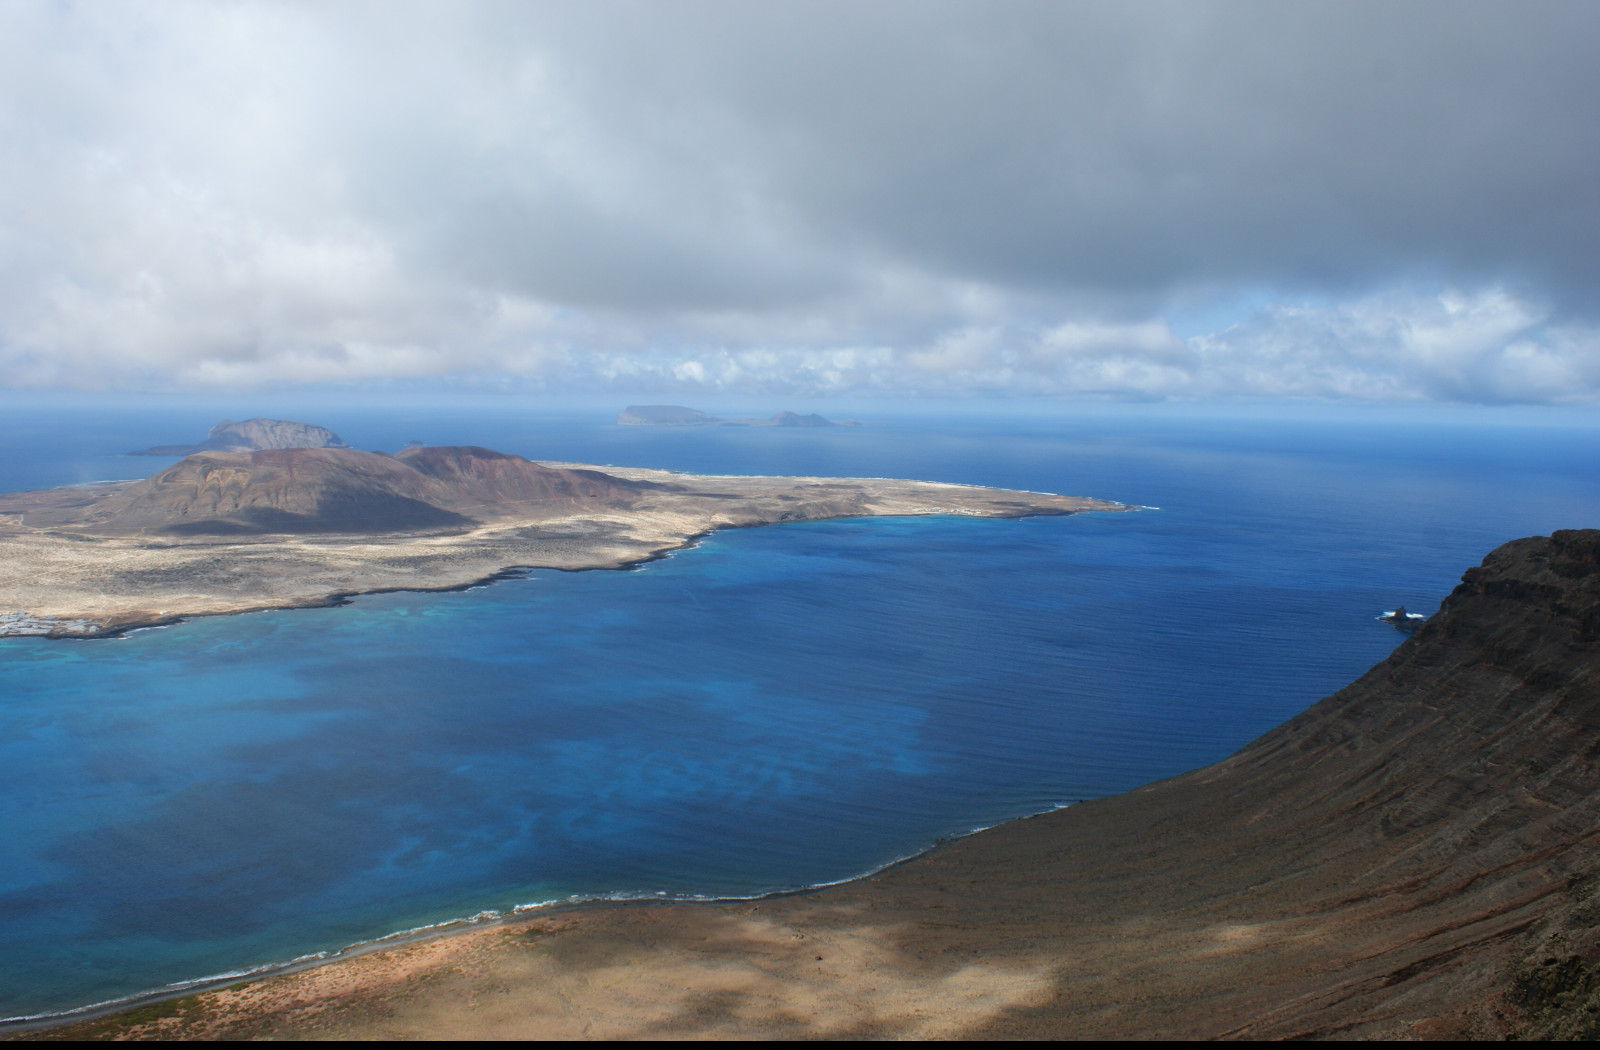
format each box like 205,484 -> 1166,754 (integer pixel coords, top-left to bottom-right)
0,446 -> 1129,637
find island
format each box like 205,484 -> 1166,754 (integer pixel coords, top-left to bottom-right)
0,445 -> 1128,637
128,417 -> 351,456
618,405 -> 860,427
14,531 -> 1600,1040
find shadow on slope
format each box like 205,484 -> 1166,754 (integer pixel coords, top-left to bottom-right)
159,496 -> 473,535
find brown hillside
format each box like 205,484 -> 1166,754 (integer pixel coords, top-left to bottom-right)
393,445 -> 645,514
2,447 -> 647,536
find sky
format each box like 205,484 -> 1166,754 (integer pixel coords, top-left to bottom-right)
1,0 -> 1596,404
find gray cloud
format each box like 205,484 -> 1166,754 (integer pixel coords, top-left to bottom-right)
0,1 -> 1596,400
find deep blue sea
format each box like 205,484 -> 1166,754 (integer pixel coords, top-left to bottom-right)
1,400 -> 1597,1019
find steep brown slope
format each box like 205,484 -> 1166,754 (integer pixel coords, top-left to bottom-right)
91,449 -> 467,534
0,459 -> 1121,633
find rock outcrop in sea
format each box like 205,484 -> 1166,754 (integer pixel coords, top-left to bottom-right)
1378,603 -> 1427,631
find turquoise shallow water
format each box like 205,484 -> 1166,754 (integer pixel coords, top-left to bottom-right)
1,406 -> 1597,1018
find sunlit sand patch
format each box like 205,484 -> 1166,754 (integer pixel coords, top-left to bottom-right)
1204,922 -> 1267,952
97,910 -> 1058,1040
408,912 -> 1059,1040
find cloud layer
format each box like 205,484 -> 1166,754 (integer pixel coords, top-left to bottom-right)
1,1 -> 1596,401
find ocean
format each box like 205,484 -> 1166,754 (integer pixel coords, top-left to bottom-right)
1,401 -> 1597,1020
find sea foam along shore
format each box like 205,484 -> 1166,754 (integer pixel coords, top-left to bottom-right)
0,803 -> 1075,1032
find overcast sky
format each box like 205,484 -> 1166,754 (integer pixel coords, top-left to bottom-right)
1,0 -> 1596,402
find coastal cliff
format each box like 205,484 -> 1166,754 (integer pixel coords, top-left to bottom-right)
21,531 -> 1600,1039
